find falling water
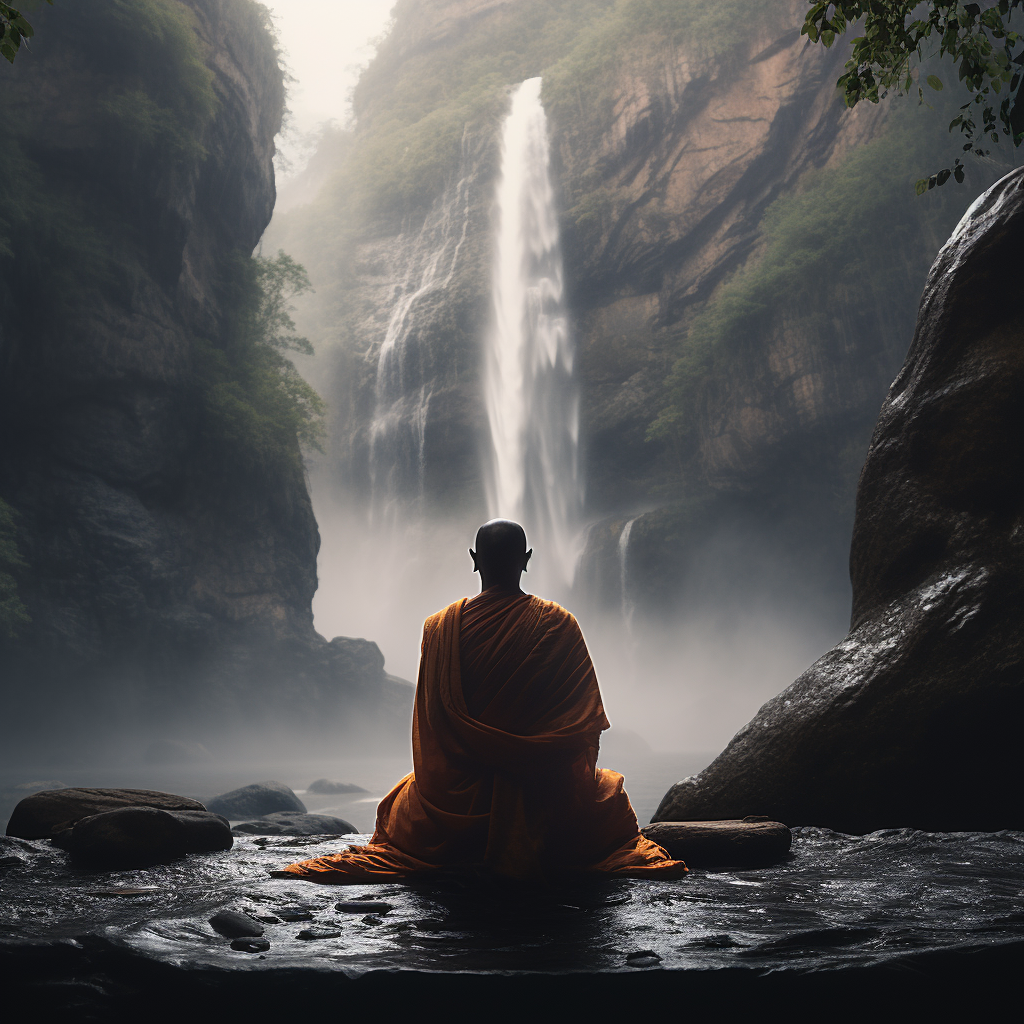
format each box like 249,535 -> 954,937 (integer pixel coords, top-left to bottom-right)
483,77 -> 580,595
368,148 -> 472,525
618,516 -> 638,631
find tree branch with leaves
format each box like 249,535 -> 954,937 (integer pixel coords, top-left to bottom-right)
1,1 -> 51,63
803,1 -> 1024,191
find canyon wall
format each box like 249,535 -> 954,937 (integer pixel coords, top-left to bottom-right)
271,0 -> 1005,633
0,0 -> 411,757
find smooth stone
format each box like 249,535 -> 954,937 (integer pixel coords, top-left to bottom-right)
336,901 -> 392,914
231,811 -> 356,836
51,807 -> 232,868
205,782 -> 305,819
209,910 -> 264,938
6,788 -> 207,840
307,779 -> 368,795
231,937 -> 270,953
0,855 -> 25,870
641,819 -> 791,866
296,927 -> 341,940
277,906 -> 313,922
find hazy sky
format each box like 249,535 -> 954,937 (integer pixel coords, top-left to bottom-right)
262,0 -> 395,176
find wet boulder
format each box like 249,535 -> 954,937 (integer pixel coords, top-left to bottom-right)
656,168 -> 1024,834
205,782 -> 306,819
51,807 -> 232,868
209,910 -> 264,938
232,812 -> 357,836
641,819 -> 791,867
6,788 -> 206,839
307,779 -> 368,795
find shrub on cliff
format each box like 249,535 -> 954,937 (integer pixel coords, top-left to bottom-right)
196,250 -> 325,475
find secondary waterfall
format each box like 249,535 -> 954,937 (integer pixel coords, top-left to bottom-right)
483,77 -> 580,594
619,516 -> 638,631
368,156 -> 472,525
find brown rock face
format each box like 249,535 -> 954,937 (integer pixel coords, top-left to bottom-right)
654,169 -> 1024,833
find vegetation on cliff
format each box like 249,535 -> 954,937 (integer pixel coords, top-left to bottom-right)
648,85 -> 1011,479
198,250 -> 325,474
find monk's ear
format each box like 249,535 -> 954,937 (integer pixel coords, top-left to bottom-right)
523,548 -> 533,571
469,548 -> 479,572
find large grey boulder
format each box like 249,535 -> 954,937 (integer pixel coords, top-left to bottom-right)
51,807 -> 232,868
656,168 -> 1024,834
206,782 -> 306,820
6,788 -> 207,839
232,812 -> 357,836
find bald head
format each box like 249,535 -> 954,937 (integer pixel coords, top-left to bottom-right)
470,519 -> 532,590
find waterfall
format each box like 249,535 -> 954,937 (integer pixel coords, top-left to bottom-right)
483,77 -> 580,595
618,516 -> 637,631
369,153 -> 472,525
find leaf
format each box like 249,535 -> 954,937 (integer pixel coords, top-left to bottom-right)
927,74 -> 944,91
936,168 -> 952,186
954,165 -> 965,183
915,178 -> 930,196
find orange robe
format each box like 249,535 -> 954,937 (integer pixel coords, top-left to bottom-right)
279,591 -> 687,883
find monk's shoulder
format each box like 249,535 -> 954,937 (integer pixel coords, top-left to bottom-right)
528,596 -> 582,635
422,599 -> 464,637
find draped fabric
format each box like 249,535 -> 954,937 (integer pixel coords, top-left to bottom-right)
278,591 -> 687,883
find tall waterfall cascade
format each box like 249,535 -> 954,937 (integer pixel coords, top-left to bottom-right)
483,77 -> 581,595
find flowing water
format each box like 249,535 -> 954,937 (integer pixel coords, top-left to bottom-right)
483,77 -> 580,598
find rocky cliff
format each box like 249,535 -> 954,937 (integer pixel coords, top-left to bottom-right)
270,0 -> 1006,632
0,0 -> 411,757
655,167 -> 1024,832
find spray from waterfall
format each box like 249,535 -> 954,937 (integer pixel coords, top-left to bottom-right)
483,77 -> 580,596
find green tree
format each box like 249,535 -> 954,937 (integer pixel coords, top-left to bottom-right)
1,1 -> 51,63
803,1 -> 1024,190
197,250 -> 326,473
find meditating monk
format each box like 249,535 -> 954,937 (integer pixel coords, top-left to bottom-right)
277,519 -> 687,883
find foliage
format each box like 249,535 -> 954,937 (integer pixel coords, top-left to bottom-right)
803,1 -> 1024,189
0,0 -> 50,63
648,95 -> 1000,453
196,250 -> 325,473
0,498 -> 28,640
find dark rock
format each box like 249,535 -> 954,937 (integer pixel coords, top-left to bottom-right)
297,927 -> 342,940
626,950 -> 663,967
277,907 -> 314,922
51,808 -> 232,868
232,811 -> 357,836
0,856 -> 25,870
206,782 -> 306,820
230,937 -> 270,953
307,779 -> 368,795
144,740 -> 212,765
641,820 -> 792,867
209,910 -> 264,939
6,788 -> 206,839
336,901 -> 393,915
655,167 -> 1024,833
362,915 -> 383,926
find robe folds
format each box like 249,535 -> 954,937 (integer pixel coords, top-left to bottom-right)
279,591 -> 687,883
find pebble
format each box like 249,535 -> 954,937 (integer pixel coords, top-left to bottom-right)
277,906 -> 313,922
231,937 -> 270,953
361,915 -> 383,925
209,910 -> 265,938
336,901 -> 392,914
297,927 -> 342,940
625,949 -> 663,968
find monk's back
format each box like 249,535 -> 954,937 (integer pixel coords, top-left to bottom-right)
459,591 -> 599,737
